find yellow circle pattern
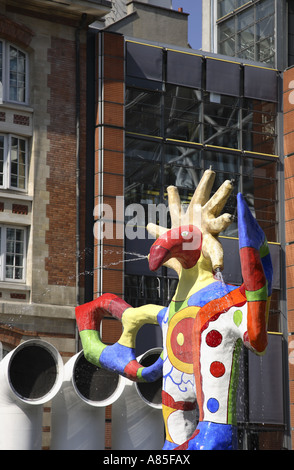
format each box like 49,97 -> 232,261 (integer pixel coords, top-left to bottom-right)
166,306 -> 200,374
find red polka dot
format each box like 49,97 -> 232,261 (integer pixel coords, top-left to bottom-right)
210,361 -> 225,378
206,330 -> 222,348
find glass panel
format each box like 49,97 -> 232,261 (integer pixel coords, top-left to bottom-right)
267,290 -> 281,332
126,41 -> 163,82
9,46 -> 26,103
203,151 -> 240,237
5,228 -> 24,280
125,157 -> 161,229
164,85 -> 201,142
236,0 -> 250,8
237,8 -> 254,30
166,50 -> 202,89
242,157 -> 277,241
218,0 -> 235,18
219,17 -> 236,41
0,135 -> 4,186
125,274 -> 177,308
242,100 -> 276,154
248,334 -> 284,425
204,151 -> 240,181
237,25 -> 254,52
207,59 -> 241,97
164,145 -> 201,202
10,137 -> 18,161
217,0 -> 276,66
256,16 -> 274,40
125,137 -> 162,162
238,45 -> 255,62
165,143 -> 201,167
242,131 -> 276,155
244,67 -> 278,102
125,88 -> 161,137
218,37 -> 236,56
0,41 -> 2,84
5,266 -> 13,279
15,267 -> 23,280
203,93 -> 240,149
6,227 -> 14,240
164,163 -> 202,191
256,0 -> 275,21
9,137 -> 27,189
125,159 -> 161,202
6,255 -> 13,266
6,241 -> 14,253
257,37 -> 275,64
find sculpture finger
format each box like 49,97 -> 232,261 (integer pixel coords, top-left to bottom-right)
203,179 -> 234,217
188,167 -> 216,207
167,186 -> 182,227
205,213 -> 234,235
202,232 -> 224,272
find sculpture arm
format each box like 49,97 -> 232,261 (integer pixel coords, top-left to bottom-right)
237,193 -> 273,354
76,294 -> 165,381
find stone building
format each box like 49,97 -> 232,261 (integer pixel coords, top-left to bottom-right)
0,0 -> 111,449
2,0 -> 294,451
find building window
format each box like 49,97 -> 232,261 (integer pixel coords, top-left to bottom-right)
125,88 -> 162,137
164,85 -> 201,143
217,0 -> 276,67
125,79 -> 278,243
242,99 -> 276,155
0,226 -> 26,282
0,134 -> 28,191
125,134 -> 278,242
0,41 -> 28,104
217,0 -> 250,19
203,92 -> 241,149
126,84 -> 277,155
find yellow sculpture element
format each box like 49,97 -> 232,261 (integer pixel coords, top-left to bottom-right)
118,304 -> 163,349
147,167 -> 234,279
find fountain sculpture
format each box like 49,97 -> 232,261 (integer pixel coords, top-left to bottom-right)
75,168 -> 273,450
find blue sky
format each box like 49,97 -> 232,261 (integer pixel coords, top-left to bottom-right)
172,0 -> 203,50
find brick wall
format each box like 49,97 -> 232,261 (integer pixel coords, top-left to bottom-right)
284,66 -> 294,448
94,31 -> 125,299
46,36 -> 77,287
94,31 -> 125,449
0,6 -> 92,450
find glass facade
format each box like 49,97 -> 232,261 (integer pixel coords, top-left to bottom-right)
217,0 -> 276,67
123,39 -> 284,449
125,42 -> 279,245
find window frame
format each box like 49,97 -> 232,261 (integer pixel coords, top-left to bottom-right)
0,133 -> 28,192
0,40 -> 29,105
0,225 -> 27,283
216,0 -> 276,67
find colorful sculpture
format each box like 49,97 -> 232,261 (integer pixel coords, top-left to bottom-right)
75,168 -> 273,450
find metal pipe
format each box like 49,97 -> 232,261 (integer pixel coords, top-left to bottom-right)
112,348 -> 164,450
75,14 -> 87,353
0,339 -> 63,450
51,350 -> 126,450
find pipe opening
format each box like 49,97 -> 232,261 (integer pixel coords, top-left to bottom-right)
136,348 -> 163,408
9,345 -> 57,400
73,353 -> 120,402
